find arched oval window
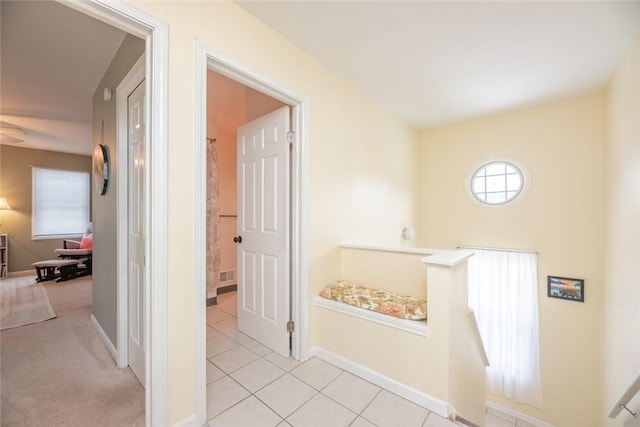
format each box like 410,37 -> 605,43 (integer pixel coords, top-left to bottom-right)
470,160 -> 524,205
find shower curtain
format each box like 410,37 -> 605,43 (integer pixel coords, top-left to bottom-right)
206,138 -> 220,296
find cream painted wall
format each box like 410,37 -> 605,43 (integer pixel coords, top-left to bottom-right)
129,2 -> 417,423
340,248 -> 428,299
602,34 -> 640,426
91,34 -> 144,345
0,145 -> 91,272
417,94 -> 606,426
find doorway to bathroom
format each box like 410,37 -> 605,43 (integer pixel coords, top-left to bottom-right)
205,70 -> 290,354
194,43 -> 309,423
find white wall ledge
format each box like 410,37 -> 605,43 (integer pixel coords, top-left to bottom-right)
421,250 -> 475,268
340,243 -> 474,268
341,243 -> 437,256
313,296 -> 427,336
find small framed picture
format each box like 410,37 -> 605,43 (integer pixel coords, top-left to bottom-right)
548,276 -> 584,302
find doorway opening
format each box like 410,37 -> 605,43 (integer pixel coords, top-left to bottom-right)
1,0 -> 167,424
195,41 -> 309,425
206,70 -> 290,355
205,70 -> 286,308
54,2 -> 168,426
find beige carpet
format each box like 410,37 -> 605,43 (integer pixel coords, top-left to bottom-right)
0,276 -> 56,330
0,276 -> 145,426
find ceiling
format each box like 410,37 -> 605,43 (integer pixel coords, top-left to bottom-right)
238,1 -> 640,128
0,1 -> 126,155
1,2 -> 638,157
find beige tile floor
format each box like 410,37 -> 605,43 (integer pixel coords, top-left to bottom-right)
206,292 -> 534,427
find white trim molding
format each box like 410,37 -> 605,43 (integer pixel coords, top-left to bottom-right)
90,315 -> 117,361
341,243 -> 475,267
116,54 -> 145,369
170,414 -> 198,427
56,1 -> 168,426
609,371 -> 640,419
311,347 -> 451,419
486,402 -> 555,427
194,39 -> 310,427
194,40 -> 209,427
341,243 -> 437,256
465,157 -> 531,209
313,297 -> 427,336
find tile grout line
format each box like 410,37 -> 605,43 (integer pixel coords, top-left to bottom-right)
277,359 -> 343,424
314,371 -> 378,424
254,382 -> 317,425
207,335 -> 424,427
355,388 -> 383,426
208,338 -> 308,425
208,298 -> 478,427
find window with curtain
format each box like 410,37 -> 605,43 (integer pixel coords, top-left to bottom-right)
468,248 -> 542,407
32,167 -> 90,239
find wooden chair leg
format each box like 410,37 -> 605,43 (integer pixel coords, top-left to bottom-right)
57,264 -> 78,282
35,266 -> 58,283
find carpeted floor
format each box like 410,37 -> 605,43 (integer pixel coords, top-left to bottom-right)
1,276 -> 56,330
0,275 -> 144,426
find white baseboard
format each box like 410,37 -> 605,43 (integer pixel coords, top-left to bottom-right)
487,401 -> 554,427
171,414 -> 197,427
90,315 -> 117,363
310,347 -> 552,427
310,346 -> 451,418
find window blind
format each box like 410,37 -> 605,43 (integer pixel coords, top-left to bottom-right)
32,167 -> 90,239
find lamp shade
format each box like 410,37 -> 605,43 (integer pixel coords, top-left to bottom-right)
0,197 -> 12,210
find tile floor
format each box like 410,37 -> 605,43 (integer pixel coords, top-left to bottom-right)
206,292 -> 535,427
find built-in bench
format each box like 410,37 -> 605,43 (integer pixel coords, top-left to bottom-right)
316,280 -> 428,335
312,244 -> 487,426
314,295 -> 427,335
320,280 -> 427,320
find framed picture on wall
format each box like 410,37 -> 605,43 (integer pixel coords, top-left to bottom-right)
548,276 -> 584,302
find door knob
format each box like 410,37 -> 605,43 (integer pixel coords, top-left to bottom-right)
233,236 -> 242,244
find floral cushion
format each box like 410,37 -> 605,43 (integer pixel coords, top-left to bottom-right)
319,281 -> 427,320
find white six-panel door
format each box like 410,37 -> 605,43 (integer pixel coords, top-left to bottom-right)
128,80 -> 146,385
237,106 -> 290,357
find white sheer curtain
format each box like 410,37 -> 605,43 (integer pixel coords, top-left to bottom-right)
468,248 -> 542,407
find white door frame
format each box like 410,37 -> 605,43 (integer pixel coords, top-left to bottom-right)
59,1 -> 168,426
115,54 -> 144,371
194,40 -> 310,426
